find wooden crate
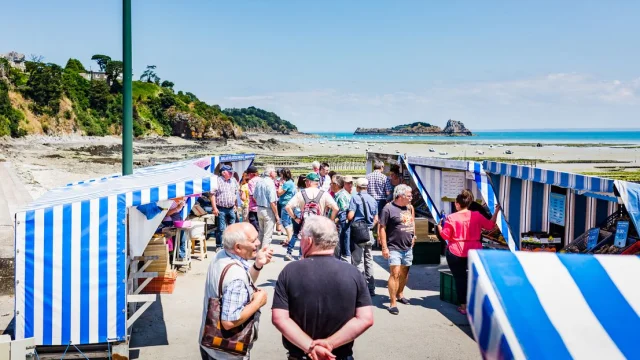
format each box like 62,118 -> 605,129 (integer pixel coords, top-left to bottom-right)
415,218 -> 431,240
143,236 -> 170,273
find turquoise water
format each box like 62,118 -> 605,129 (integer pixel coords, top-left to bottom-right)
307,130 -> 640,144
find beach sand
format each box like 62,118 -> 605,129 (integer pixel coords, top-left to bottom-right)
1,134 -> 639,199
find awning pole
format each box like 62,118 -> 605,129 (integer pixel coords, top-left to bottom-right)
122,0 -> 133,175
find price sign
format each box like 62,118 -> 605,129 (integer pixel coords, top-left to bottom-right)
587,228 -> 600,250
441,170 -> 466,201
614,221 -> 629,248
549,193 -> 566,226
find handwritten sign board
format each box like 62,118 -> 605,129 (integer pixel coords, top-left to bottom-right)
549,193 -> 566,226
614,221 -> 629,248
441,170 -> 466,201
587,228 -> 600,250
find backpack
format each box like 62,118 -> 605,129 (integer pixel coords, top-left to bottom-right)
300,189 -> 325,222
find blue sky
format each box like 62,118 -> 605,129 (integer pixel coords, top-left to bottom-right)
2,1 -> 639,132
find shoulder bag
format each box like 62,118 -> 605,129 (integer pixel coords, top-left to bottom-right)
350,194 -> 372,244
201,263 -> 259,356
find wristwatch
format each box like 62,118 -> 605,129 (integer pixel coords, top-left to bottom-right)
253,263 -> 263,271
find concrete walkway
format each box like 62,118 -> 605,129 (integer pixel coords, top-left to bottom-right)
130,236 -> 480,360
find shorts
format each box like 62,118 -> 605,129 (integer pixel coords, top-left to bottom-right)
280,206 -> 293,228
389,249 -> 413,267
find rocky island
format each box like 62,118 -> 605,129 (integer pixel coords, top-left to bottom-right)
354,120 -> 472,136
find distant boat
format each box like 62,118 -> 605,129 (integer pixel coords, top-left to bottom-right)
429,148 -> 436,152
439,151 -> 448,155
504,150 -> 513,154
475,150 -> 485,155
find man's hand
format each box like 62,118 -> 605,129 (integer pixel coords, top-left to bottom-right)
251,289 -> 268,308
382,247 -> 390,259
311,339 -> 333,352
309,344 -> 336,360
255,246 -> 274,267
212,207 -> 220,216
294,218 -> 302,224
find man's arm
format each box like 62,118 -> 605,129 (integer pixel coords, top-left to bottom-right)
270,201 -> 280,222
221,289 -> 267,330
272,309 -> 315,354
347,211 -> 355,222
324,306 -> 374,349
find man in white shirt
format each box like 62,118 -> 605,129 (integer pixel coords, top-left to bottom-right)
285,172 -> 338,226
318,162 -> 331,192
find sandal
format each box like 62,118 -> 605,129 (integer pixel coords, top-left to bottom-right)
457,306 -> 467,315
397,297 -> 410,305
281,241 -> 289,247
388,307 -> 399,315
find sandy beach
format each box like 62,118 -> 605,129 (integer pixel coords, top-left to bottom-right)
1,134 -> 638,200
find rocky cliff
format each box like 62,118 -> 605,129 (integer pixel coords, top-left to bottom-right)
354,120 -> 472,136
442,119 -> 472,136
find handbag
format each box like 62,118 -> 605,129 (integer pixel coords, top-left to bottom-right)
351,194 -> 372,244
201,263 -> 260,356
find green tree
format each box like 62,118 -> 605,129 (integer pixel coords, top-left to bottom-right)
64,58 -> 86,73
91,54 -> 111,72
0,80 -> 27,137
140,65 -> 160,83
161,80 -> 174,89
89,80 -> 110,114
25,63 -> 64,114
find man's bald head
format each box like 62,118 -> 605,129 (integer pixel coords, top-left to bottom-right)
223,222 -> 258,251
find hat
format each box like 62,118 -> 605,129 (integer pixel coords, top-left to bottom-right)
356,177 -> 368,187
246,165 -> 258,174
343,175 -> 354,183
220,165 -> 233,172
305,172 -> 320,182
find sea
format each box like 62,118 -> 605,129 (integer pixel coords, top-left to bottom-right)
306,130 -> 640,144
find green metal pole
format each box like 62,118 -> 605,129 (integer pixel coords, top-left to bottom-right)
122,0 -> 133,175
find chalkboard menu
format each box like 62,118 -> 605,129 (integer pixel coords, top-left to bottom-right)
549,193 -> 566,226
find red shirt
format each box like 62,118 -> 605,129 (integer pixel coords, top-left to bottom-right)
440,210 -> 496,257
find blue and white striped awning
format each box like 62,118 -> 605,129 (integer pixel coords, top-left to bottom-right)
13,163 -> 218,346
484,161 -> 615,194
468,250 -> 640,360
404,156 -> 518,251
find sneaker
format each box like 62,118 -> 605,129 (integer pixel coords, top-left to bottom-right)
284,254 -> 293,261
388,307 -> 399,315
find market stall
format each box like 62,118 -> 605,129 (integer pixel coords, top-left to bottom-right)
483,161 -> 639,253
467,250 -> 640,359
365,153 -> 517,252
12,154 -> 256,355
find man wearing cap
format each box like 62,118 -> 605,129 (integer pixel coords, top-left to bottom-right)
348,177 -> 379,297
253,166 -> 281,247
246,165 -> 261,232
343,175 -> 355,196
285,173 -> 339,258
211,164 -> 239,250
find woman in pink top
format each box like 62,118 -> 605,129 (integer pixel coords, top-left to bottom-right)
437,190 -> 500,315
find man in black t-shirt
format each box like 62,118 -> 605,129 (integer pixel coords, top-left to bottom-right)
379,184 -> 415,315
272,216 -> 374,360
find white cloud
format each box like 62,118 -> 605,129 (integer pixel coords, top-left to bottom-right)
214,73 -> 640,132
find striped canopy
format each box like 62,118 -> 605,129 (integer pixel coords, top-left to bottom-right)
468,250 -> 640,359
14,163 -> 218,346
484,161 -> 615,194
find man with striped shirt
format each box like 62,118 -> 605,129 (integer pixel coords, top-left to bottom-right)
366,161 -> 389,223
211,165 -> 239,250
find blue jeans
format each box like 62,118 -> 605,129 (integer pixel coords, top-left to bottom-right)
281,206 -> 293,227
338,218 -> 351,258
216,206 -> 236,247
287,210 -> 302,256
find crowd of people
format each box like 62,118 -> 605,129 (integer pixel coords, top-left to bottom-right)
196,160 -> 499,359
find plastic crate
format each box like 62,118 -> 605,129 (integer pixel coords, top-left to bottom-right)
141,270 -> 178,294
564,229 -> 612,254
439,270 -> 461,305
412,241 -> 441,265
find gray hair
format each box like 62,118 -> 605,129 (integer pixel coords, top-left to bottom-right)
394,184 -> 412,199
263,165 -> 275,177
222,226 -> 247,251
300,216 -> 338,250
332,175 -> 344,188
311,161 -> 320,169
374,160 -> 384,170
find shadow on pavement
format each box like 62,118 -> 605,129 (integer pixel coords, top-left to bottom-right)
129,294 -> 169,359
415,294 -> 474,339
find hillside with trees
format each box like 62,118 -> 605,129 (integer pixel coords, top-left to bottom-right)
0,53 -> 297,138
